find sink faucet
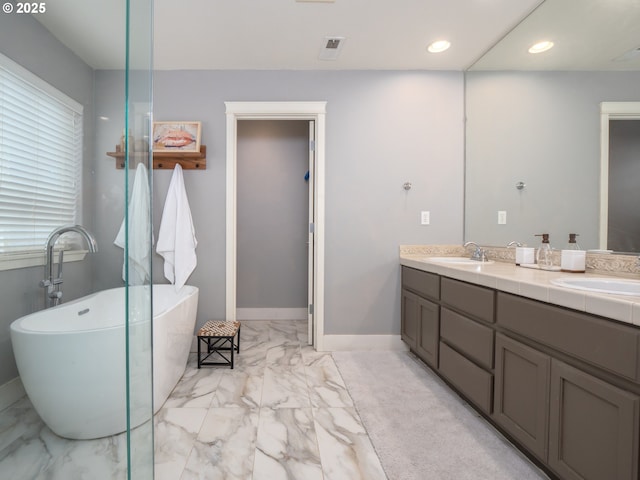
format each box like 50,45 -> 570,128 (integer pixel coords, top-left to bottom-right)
463,241 -> 488,262
40,225 -> 98,308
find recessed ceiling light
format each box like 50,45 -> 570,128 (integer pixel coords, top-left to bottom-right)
528,41 -> 554,54
427,40 -> 451,54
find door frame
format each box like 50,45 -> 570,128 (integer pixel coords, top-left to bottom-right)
225,101 -> 326,350
599,101 -> 640,249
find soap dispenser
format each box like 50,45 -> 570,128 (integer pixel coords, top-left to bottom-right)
566,233 -> 580,250
535,233 -> 554,270
561,233 -> 586,273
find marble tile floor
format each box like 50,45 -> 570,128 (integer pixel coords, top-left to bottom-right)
0,320 -> 387,480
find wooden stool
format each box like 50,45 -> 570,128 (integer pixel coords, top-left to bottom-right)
197,320 -> 241,369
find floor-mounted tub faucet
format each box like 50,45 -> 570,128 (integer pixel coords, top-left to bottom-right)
40,225 -> 98,308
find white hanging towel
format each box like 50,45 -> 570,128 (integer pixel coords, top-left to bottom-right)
114,162 -> 152,285
156,164 -> 198,290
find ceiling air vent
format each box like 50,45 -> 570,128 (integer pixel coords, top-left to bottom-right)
319,37 -> 345,61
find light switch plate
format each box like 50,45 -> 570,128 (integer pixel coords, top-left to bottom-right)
421,211 -> 430,225
498,211 -> 507,224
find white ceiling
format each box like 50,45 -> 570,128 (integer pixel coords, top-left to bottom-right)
34,0 -> 640,71
471,0 -> 640,71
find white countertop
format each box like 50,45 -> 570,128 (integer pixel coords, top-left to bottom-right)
400,254 -> 640,327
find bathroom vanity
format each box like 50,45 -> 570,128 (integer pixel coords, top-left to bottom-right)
400,248 -> 640,480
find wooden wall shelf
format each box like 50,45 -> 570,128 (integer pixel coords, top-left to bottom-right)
106,145 -> 207,170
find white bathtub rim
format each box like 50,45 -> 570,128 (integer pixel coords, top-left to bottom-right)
10,284 -> 197,334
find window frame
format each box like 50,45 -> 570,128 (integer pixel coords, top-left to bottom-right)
0,53 -> 85,271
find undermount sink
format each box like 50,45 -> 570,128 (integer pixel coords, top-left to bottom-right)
551,277 -> 640,296
426,257 -> 494,265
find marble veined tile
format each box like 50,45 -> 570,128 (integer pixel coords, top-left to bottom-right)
162,366 -> 224,409
154,408 -> 208,480
0,398 -> 75,479
210,369 -> 264,409
236,322 -> 270,345
305,355 -> 354,408
181,408 -> 259,480
296,321 -> 309,342
265,344 -> 303,368
253,407 -> 323,480
314,407 -> 388,480
239,320 -> 270,336
38,432 -> 129,480
0,397 -> 47,454
300,346 -> 333,366
233,344 -> 269,369
262,366 -> 311,409
268,322 -> 301,346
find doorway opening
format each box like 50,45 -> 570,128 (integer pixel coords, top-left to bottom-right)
225,102 -> 326,350
236,120 -> 310,329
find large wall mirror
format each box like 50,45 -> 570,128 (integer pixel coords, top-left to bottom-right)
464,0 -> 640,253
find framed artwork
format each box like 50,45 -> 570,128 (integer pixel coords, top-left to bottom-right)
152,121 -> 201,152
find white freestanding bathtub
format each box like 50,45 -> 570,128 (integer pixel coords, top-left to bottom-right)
10,284 -> 199,440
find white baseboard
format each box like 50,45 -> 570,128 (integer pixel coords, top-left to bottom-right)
320,334 -> 409,352
236,308 -> 307,321
0,377 -> 25,411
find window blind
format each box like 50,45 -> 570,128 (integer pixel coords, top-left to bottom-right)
0,54 -> 83,254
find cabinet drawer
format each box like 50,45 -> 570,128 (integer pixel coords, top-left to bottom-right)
439,342 -> 493,414
402,267 -> 440,301
441,277 -> 495,323
497,292 -> 640,382
441,307 -> 494,369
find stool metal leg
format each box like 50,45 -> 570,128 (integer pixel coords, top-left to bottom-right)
195,322 -> 241,369
230,336 -> 234,369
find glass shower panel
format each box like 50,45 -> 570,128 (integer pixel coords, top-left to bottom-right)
124,0 -> 154,479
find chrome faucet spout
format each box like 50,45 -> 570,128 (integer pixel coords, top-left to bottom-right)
41,225 -> 98,308
463,241 -> 488,262
45,225 -> 98,254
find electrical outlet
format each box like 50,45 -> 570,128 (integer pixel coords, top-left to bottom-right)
498,211 -> 507,224
421,211 -> 430,225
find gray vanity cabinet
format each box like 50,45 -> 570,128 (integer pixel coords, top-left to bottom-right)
494,333 -> 550,462
400,265 -> 640,480
549,360 -> 639,480
496,291 -> 640,480
401,267 -> 440,368
438,278 -> 495,414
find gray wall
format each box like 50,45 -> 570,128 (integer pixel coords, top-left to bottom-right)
237,120 -> 309,309
608,120 -> 640,252
134,70 -> 465,336
0,14 -> 96,385
465,71 -> 640,250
